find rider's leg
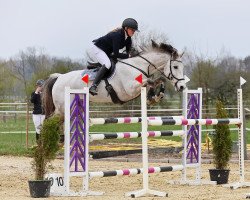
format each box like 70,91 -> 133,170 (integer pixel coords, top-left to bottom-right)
32,114 -> 43,142
36,132 -> 40,141
89,65 -> 109,95
88,44 -> 111,95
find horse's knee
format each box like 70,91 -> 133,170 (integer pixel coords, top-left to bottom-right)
147,87 -> 155,100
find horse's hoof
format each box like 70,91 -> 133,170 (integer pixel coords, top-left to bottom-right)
89,89 -> 98,96
89,85 -> 98,95
159,92 -> 164,98
147,79 -> 154,85
89,92 -> 98,96
147,99 -> 156,106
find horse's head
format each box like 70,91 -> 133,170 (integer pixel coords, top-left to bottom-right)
151,40 -> 186,92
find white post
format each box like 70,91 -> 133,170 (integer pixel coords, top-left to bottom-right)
83,87 -> 90,191
182,88 -> 188,182
226,88 -> 250,189
238,89 -> 244,183
197,88 -> 202,182
141,87 -> 149,192
64,86 -> 71,195
126,87 -> 167,198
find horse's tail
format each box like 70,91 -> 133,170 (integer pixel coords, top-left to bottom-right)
42,73 -> 61,118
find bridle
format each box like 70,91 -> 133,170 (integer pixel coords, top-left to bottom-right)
118,52 -> 185,89
167,59 -> 185,89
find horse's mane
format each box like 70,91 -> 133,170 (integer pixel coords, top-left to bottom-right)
139,40 -> 179,59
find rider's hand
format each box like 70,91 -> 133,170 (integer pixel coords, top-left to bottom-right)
129,48 -> 139,57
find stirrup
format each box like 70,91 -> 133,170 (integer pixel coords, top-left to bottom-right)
89,85 -> 98,95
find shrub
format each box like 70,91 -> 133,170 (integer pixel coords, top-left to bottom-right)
212,100 -> 232,169
31,115 -> 61,180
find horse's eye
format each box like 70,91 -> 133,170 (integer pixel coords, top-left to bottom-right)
174,66 -> 178,69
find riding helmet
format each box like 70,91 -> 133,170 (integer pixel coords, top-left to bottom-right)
122,18 -> 139,31
36,79 -> 44,86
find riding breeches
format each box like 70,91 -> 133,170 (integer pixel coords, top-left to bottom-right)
86,43 -> 111,69
32,114 -> 45,134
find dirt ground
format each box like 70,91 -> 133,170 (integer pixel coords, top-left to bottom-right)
1,156 -> 250,200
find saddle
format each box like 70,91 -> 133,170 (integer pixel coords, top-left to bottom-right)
86,58 -> 117,79
86,58 -> 126,104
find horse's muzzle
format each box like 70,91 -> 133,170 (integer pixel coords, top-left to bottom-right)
179,85 -> 185,92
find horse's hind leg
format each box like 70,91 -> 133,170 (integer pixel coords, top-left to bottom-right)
52,105 -> 65,143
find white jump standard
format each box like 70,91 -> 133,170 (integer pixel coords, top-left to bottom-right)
47,85 -> 248,197
61,87 -> 169,197
48,86 -> 205,197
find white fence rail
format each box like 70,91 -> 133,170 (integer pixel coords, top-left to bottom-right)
0,102 -> 249,150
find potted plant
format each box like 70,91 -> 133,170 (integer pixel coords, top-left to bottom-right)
28,115 -> 61,198
209,100 -> 233,184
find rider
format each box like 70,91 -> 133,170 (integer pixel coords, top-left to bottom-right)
87,18 -> 139,95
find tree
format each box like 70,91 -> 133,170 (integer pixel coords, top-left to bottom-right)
0,61 -> 16,100
5,47 -> 85,100
132,26 -> 169,51
213,54 -> 250,105
243,56 -> 250,72
190,60 -> 218,115
7,48 -> 50,100
211,69 -> 239,106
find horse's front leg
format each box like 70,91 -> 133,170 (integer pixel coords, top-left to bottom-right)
146,77 -> 166,105
154,79 -> 165,103
154,83 -> 165,103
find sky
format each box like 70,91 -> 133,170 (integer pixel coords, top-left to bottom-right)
0,0 -> 249,60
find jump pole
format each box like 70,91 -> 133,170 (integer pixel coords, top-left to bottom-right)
125,87 -> 167,198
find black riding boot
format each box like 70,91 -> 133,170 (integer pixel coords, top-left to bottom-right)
89,65 -> 109,95
36,132 -> 40,142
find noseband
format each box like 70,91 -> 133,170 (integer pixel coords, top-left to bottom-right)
168,60 -> 185,89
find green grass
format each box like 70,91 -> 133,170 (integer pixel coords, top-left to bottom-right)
0,132 -> 35,156
0,115 -> 35,132
1,116 -> 250,156
0,116 -> 36,156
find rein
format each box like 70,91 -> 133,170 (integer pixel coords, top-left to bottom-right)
118,52 -> 185,88
138,54 -> 168,79
118,60 -> 150,78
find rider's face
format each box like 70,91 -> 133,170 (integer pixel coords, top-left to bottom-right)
126,28 -> 135,37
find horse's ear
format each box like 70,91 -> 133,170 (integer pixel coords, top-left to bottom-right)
170,47 -> 177,58
138,45 -> 146,52
151,40 -> 159,48
180,51 -> 185,58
